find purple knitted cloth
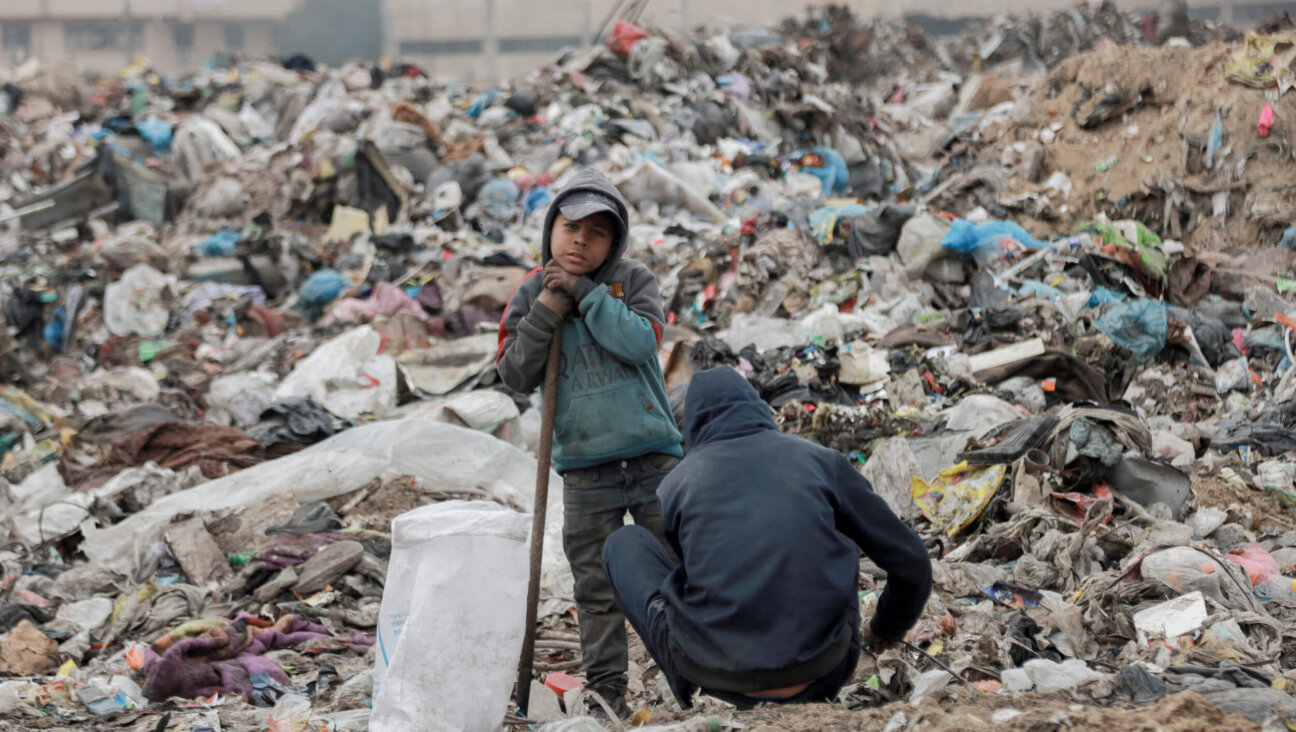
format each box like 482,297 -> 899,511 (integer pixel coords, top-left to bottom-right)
141,613 -> 374,702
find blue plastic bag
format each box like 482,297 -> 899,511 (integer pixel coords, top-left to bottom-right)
42,306 -> 66,352
478,178 -> 521,218
196,229 -> 241,257
524,186 -> 551,216
1017,280 -> 1064,302
795,147 -> 849,197
1096,299 -> 1167,362
941,218 -> 1046,254
1087,287 -> 1129,308
1277,226 -> 1296,250
299,270 -> 350,306
136,118 -> 173,153
466,91 -> 498,120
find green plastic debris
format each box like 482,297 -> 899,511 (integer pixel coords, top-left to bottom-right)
228,552 -> 253,568
1082,219 -> 1167,280
138,340 -> 167,362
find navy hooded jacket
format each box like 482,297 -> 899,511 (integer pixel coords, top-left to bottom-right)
656,367 -> 932,693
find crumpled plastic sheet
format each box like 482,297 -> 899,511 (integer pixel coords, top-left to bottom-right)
272,326 -> 397,419
911,461 -> 1006,536
1095,299 -> 1168,362
79,417 -> 575,617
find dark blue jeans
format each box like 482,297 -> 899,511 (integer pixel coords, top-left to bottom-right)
602,524 -> 860,710
561,453 -> 679,698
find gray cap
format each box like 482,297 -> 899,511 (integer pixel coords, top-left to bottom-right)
558,191 -> 622,226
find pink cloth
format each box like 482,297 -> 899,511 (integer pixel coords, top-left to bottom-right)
324,281 -> 425,324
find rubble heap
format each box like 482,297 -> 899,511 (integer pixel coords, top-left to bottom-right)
0,2 -> 1292,730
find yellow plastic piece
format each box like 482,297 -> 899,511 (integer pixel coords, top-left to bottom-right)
911,461 -> 1007,536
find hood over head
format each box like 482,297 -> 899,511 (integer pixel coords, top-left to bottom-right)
684,367 -> 776,448
541,167 -> 631,282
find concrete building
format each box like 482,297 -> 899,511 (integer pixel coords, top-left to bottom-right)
0,0 -> 298,72
383,0 -> 1288,83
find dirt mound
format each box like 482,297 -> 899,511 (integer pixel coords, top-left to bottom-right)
962,42 -> 1295,249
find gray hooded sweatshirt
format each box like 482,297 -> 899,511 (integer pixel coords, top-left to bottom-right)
496,168 -> 682,472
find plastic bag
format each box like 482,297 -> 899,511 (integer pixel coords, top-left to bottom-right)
860,438 -> 922,520
272,326 -> 397,419
1224,543 -> 1279,587
611,161 -> 726,222
267,694 -> 311,732
1256,575 -> 1296,605
1258,103 -> 1275,137
1139,546 -> 1229,603
103,264 -> 173,338
299,270 -> 351,310
79,417 -> 572,618
1257,461 -> 1296,506
607,19 -> 649,57
808,201 -> 870,246
8,464 -> 92,547
83,367 -> 160,402
846,203 -> 915,258
1215,357 -> 1252,393
1003,658 -> 1099,693
800,304 -> 846,345
288,78 -> 349,144
795,147 -> 850,197
1095,300 -> 1168,362
940,218 -> 1045,255
205,372 -> 277,427
721,313 -> 804,352
896,212 -> 952,279
195,229 -> 240,257
911,461 -> 1006,536
941,394 -> 1024,432
371,501 -> 529,732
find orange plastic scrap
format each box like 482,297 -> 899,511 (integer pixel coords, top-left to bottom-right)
125,642 -> 147,671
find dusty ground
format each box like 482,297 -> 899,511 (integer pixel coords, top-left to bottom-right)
1193,473 -> 1296,534
631,688 -> 1259,731
986,42 -> 1296,248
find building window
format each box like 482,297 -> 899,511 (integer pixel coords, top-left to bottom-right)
2,23 -> 31,52
223,23 -> 245,50
174,23 -> 194,51
398,39 -> 483,55
498,35 -> 583,54
66,21 -> 142,51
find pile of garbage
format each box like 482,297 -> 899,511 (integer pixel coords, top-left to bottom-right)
0,1 -> 1294,729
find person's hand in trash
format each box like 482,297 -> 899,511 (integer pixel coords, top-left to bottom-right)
862,624 -> 899,652
543,260 -> 581,295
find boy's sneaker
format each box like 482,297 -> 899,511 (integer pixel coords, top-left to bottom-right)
585,688 -> 631,720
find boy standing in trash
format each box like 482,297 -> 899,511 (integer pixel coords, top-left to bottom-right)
497,168 -> 682,719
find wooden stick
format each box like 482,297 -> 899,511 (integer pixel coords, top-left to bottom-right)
515,330 -> 564,715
